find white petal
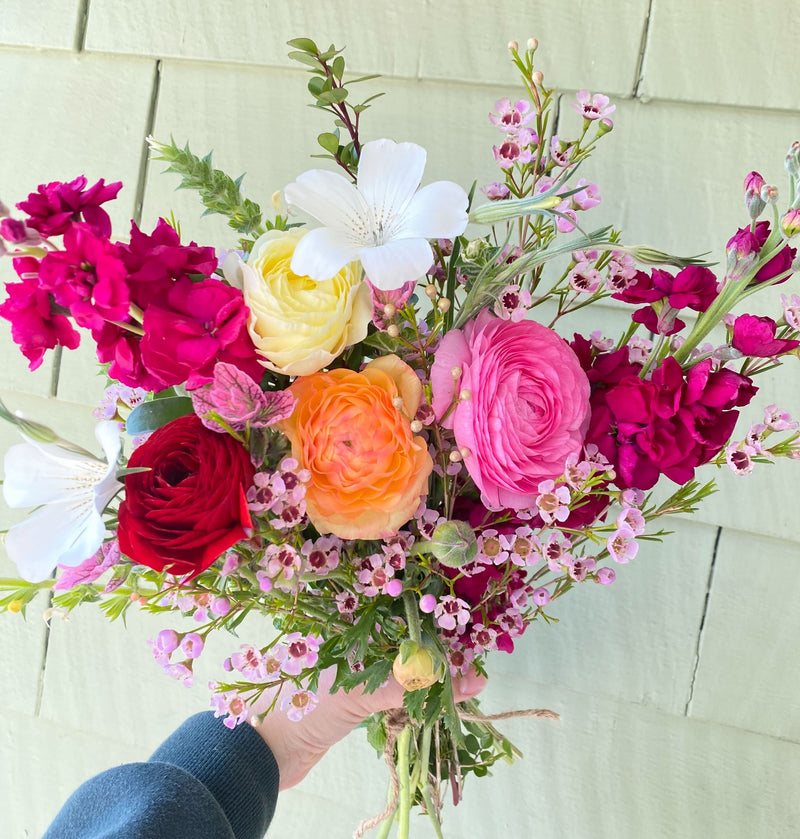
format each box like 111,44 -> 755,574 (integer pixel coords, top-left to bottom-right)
5,499 -> 105,582
357,140 -> 427,227
3,443 -> 104,508
290,226 -> 362,282
360,238 -> 434,289
284,169 -> 369,235
396,180 -> 469,240
95,421 -> 122,466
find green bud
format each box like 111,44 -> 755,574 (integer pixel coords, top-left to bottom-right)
392,641 -> 444,691
463,238 -> 490,259
419,520 -> 478,568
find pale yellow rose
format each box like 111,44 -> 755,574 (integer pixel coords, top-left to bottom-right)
229,229 -> 372,377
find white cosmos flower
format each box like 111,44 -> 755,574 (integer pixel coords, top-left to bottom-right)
3,421 -> 122,582
283,138 -> 469,290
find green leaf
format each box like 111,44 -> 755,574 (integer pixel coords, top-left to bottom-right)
125,397 -> 194,436
364,714 -> 387,754
332,55 -> 346,79
317,88 -> 349,105
338,659 -> 392,692
286,37 -> 319,53
287,50 -> 321,68
317,132 -> 340,154
348,74 -> 382,84
307,76 -> 325,96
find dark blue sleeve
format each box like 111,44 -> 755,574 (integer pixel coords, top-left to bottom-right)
43,712 -> 280,839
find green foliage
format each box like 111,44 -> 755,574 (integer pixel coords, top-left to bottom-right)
147,137 -> 263,236
125,396 -> 194,436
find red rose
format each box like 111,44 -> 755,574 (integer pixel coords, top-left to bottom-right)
118,414 -> 255,576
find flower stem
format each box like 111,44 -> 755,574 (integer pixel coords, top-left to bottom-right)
402,590 -> 423,646
396,724 -> 413,839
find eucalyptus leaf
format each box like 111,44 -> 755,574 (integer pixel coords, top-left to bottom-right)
125,397 -> 194,436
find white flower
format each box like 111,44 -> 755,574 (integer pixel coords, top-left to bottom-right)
3,421 -> 122,582
283,138 -> 469,290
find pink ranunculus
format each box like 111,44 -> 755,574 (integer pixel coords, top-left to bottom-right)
17,176 -> 122,238
731,314 -> 800,357
431,309 -> 590,509
140,277 -> 263,389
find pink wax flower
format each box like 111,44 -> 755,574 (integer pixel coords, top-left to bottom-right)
568,262 -> 603,293
489,98 -> 534,132
731,314 -> 800,357
17,176 -> 122,238
494,284 -> 531,320
573,90 -> 616,120
571,179 -> 601,211
191,361 -> 295,432
431,309 -> 590,509
140,277 -> 263,389
119,218 -> 218,308
781,294 -> 800,330
481,181 -> 510,200
0,260 -> 81,369
37,223 -> 129,330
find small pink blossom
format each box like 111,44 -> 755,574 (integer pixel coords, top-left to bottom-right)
595,567 -> 616,585
616,507 -> 645,536
764,404 -> 797,431
336,590 -> 359,615
281,688 -> 318,721
434,595 -> 471,631
607,525 -> 638,564
550,136 -> 574,167
495,284 -> 532,321
282,633 -> 320,676
54,540 -> 121,590
470,623 -> 498,653
180,633 -> 205,659
481,182 -> 511,200
210,688 -> 250,729
572,179 -> 601,211
367,278 -> 417,330
621,488 -> 645,508
419,593 -> 437,613
447,644 -> 475,677
489,98 -> 534,132
726,443 -> 757,475
163,661 -> 194,687
573,90 -> 616,120
532,587 -> 551,606
568,262 -> 603,293
535,480 -> 571,524
781,294 -> 800,330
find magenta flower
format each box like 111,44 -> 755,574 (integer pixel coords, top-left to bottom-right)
38,224 -> 129,330
54,539 -> 121,591
119,218 -> 218,308
17,176 -> 122,238
431,309 -> 590,509
0,259 -> 81,370
190,361 -> 295,432
573,90 -> 615,120
743,171 -> 767,218
0,218 -> 41,246
140,277 -> 263,389
731,314 -> 800,357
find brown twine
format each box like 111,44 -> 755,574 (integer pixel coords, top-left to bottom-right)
458,707 -> 561,722
353,709 -> 409,839
352,705 -> 558,836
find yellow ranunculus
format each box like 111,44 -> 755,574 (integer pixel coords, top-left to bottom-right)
229,229 -> 372,377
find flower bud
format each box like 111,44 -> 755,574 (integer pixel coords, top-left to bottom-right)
785,141 -> 800,179
596,118 -> 614,137
743,171 -> 767,219
760,183 -> 779,205
507,40 -> 519,51
387,324 -> 400,338
464,238 -> 489,259
781,208 -> 800,238
392,641 -> 443,691
437,297 -> 451,314
425,283 -> 438,299
527,37 -> 538,51
426,520 -> 478,568
532,71 -> 544,84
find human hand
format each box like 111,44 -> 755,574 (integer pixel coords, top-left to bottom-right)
254,666 -> 486,790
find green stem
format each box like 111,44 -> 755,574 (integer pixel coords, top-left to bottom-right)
375,779 -> 398,839
402,590 -> 423,646
396,724 -> 413,839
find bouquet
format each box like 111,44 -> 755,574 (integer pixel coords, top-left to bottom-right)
1,37 -> 799,837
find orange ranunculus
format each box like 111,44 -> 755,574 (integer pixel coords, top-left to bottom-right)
279,355 -> 433,540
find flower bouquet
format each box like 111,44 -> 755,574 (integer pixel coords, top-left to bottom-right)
1,36 -> 799,837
